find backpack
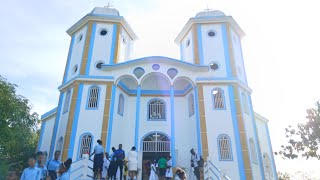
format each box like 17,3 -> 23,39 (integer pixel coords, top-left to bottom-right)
198,155 -> 204,167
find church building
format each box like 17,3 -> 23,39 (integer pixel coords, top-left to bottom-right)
37,6 -> 277,180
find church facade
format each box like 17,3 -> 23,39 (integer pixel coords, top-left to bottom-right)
37,7 -> 277,180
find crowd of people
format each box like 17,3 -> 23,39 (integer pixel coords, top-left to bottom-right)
6,140 -> 203,180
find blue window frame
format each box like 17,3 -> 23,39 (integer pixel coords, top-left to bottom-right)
241,92 -> 249,114
86,85 -> 100,109
249,138 -> 258,164
63,90 -> 71,114
217,134 -> 233,161
117,93 -> 124,116
148,98 -> 166,121
212,88 -> 226,110
77,133 -> 94,159
188,94 -> 195,117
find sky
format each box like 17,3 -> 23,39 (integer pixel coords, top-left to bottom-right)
1,0 -> 320,176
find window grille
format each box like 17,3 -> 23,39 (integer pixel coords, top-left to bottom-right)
87,86 -> 100,109
118,94 -> 124,116
56,137 -> 63,154
249,138 -> 258,164
218,134 -> 233,160
148,99 -> 166,121
242,93 -> 250,114
79,134 -> 92,158
212,88 -> 225,109
188,94 -> 195,116
63,90 -> 71,114
263,153 -> 273,180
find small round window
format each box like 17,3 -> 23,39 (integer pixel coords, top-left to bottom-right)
78,34 -> 83,42
152,64 -> 160,71
99,29 -> 108,36
95,61 -> 104,69
209,62 -> 219,71
186,39 -> 190,47
73,64 -> 78,74
207,30 -> 216,37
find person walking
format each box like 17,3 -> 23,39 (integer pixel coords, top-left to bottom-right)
157,157 -> 167,180
90,140 -> 105,179
108,147 -> 116,180
149,160 -> 158,180
47,150 -> 61,180
190,149 -> 200,180
102,152 -> 110,180
114,144 -> 125,180
127,146 -> 138,180
56,158 -> 72,180
21,156 -> 41,180
165,156 -> 173,180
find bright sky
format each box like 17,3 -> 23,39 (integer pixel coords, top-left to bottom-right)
1,0 -> 320,176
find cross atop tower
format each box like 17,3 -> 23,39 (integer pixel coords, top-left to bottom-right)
204,4 -> 212,12
105,1 -> 114,8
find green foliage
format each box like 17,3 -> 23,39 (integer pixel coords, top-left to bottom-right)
0,75 -> 39,178
277,102 -> 320,159
278,171 -> 291,180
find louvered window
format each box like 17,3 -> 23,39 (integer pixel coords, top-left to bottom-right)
118,94 -> 124,116
56,137 -> 63,154
148,99 -> 166,121
188,94 -> 195,116
63,90 -> 71,114
263,153 -> 274,180
242,93 -> 250,114
249,138 -> 258,164
87,86 -> 100,109
218,134 -> 233,160
212,88 -> 225,109
79,134 -> 93,158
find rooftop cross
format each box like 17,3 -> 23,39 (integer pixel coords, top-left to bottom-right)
105,1 -> 114,8
204,4 -> 212,12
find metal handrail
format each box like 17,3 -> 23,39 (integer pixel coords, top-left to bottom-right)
207,160 -> 231,180
70,165 -> 84,174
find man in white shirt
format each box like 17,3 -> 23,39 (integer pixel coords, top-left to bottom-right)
190,149 -> 200,180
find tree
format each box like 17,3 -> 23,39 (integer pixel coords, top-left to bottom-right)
0,75 -> 39,178
277,102 -> 320,159
278,171 -> 291,180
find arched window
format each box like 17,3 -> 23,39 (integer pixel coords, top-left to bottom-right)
63,90 -> 71,114
118,94 -> 124,116
249,138 -> 258,164
217,134 -> 233,161
241,92 -> 249,114
263,153 -> 274,180
79,134 -> 93,158
212,88 -> 225,109
148,99 -> 166,121
188,94 -> 195,117
56,137 -> 64,155
87,85 -> 100,109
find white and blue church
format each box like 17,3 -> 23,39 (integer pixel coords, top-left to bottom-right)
37,6 -> 277,180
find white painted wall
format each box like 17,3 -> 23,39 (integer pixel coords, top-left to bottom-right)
66,26 -> 87,81
202,85 -> 240,180
231,28 -> 247,85
118,27 -> 132,63
40,116 -> 55,154
181,30 -> 194,63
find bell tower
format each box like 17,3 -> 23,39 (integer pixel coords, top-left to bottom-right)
62,7 -> 138,84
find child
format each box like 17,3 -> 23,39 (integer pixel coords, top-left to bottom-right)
20,156 -> 41,180
123,159 -> 128,180
102,152 -> 110,180
57,158 -> 72,180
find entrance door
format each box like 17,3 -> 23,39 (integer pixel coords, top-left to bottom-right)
141,132 -> 170,180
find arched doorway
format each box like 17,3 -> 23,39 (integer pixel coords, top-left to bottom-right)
141,132 -> 170,180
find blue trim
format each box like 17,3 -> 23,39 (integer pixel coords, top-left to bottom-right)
68,83 -> 84,158
238,40 -> 248,85
195,77 -> 237,81
85,23 -> 96,75
37,121 -> 47,151
110,24 -> 117,64
49,93 -> 64,159
58,75 -> 114,89
248,95 -> 265,180
76,132 -> 94,160
222,24 -> 233,77
85,85 -> 101,110
134,86 -> 141,148
117,93 -> 124,116
63,35 -> 75,83
88,13 -> 124,19
197,25 -> 204,65
101,56 -> 209,68
139,131 -> 171,151
147,98 -> 166,121
265,124 -> 278,180
228,85 -> 246,179
193,86 -> 202,155
180,43 -> 183,61
170,86 -> 176,166
106,85 -> 116,152
212,88 -> 227,110
41,107 -> 58,119
188,93 -> 195,117
217,134 -> 233,161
